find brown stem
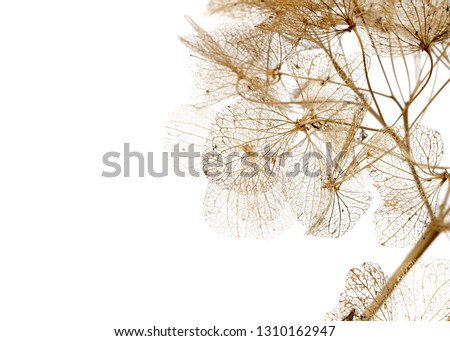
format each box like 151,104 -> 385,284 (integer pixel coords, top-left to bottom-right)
319,26 -> 442,321
361,228 -> 441,321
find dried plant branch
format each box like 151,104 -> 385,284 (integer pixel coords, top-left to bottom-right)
168,0 -> 450,321
361,228 -> 440,320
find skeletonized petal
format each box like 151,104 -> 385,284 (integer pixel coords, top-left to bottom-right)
203,181 -> 294,238
324,262 -> 397,321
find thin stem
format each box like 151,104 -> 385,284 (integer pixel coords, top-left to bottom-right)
412,75 -> 450,126
353,26 -> 384,122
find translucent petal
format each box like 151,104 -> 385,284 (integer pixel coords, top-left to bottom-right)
203,181 -> 294,238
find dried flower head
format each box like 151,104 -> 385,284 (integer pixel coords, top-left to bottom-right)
372,0 -> 450,54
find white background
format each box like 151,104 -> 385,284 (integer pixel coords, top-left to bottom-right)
0,1 -> 449,340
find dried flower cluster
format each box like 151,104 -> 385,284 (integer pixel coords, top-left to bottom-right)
167,0 -> 450,321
